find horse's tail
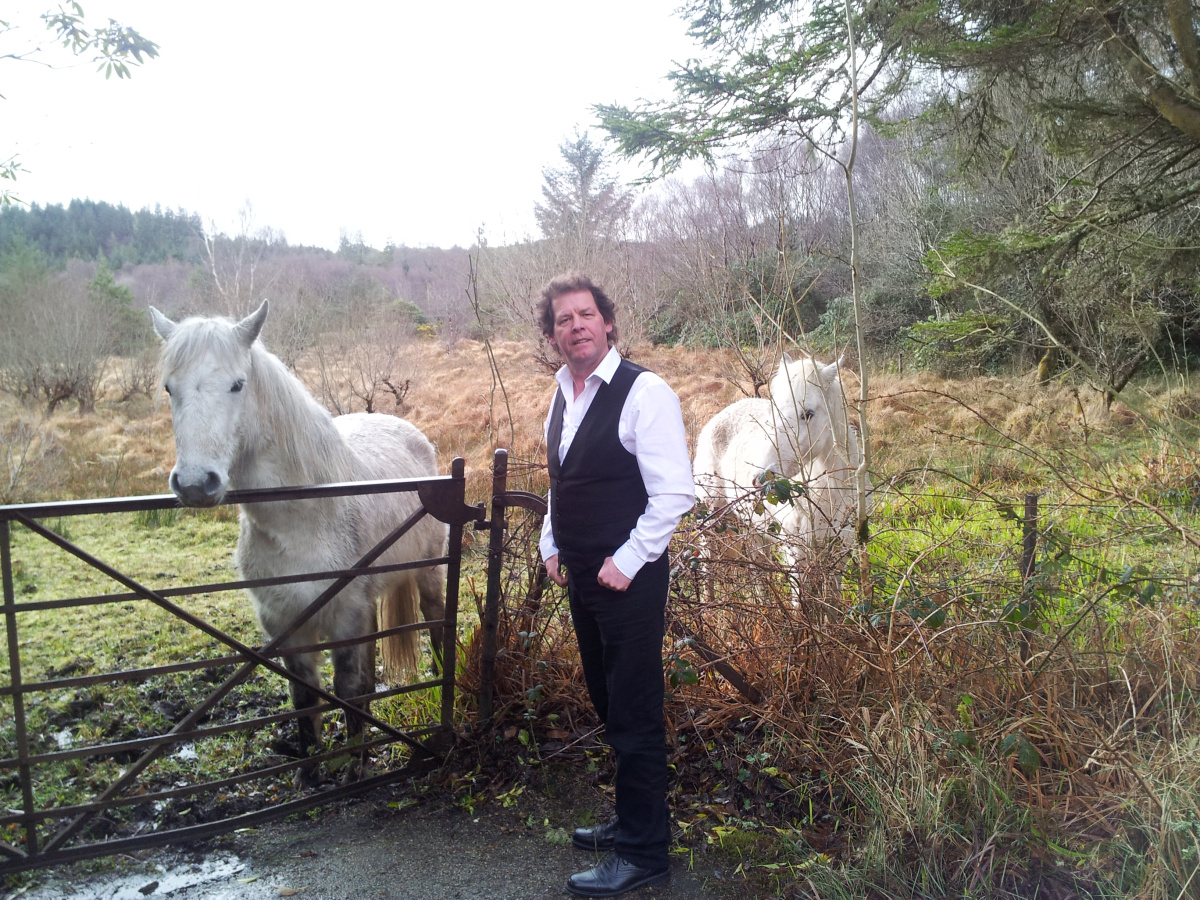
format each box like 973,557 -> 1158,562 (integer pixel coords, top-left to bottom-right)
379,575 -> 422,682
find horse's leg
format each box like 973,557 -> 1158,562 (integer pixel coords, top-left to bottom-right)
775,501 -> 809,609
417,564 -> 446,675
696,529 -> 717,606
367,601 -> 378,688
284,649 -> 323,788
693,482 -> 724,606
331,643 -> 373,785
332,598 -> 376,784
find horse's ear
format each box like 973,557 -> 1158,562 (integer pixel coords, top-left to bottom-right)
811,360 -> 840,388
780,352 -> 793,366
235,300 -> 270,348
149,307 -> 176,342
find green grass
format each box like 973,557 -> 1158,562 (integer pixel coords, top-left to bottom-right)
5,509 -> 246,680
0,505 -> 466,850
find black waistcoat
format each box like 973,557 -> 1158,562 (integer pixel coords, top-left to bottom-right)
548,359 -> 649,571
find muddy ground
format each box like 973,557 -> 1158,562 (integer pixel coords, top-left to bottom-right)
7,763 -> 762,900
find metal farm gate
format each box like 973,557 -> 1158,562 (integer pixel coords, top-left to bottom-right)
0,457 -> 490,874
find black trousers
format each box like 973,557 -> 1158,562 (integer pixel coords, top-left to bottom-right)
566,553 -> 670,870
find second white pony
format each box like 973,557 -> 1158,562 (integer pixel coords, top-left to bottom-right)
693,353 -> 861,573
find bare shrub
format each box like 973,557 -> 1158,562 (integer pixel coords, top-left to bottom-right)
113,346 -> 160,402
264,289 -> 323,371
0,270 -> 117,414
632,158 -> 836,394
310,311 -> 417,415
0,410 -> 61,503
199,203 -> 284,319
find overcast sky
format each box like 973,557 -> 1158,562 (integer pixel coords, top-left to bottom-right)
4,2 -> 698,250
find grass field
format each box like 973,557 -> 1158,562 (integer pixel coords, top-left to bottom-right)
4,337 -> 1200,897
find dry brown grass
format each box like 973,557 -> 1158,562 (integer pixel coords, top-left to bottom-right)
3,340 -> 1132,502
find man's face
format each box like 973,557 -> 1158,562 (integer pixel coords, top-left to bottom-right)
548,289 -> 613,377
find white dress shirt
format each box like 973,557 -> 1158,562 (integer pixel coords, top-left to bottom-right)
540,346 -> 695,580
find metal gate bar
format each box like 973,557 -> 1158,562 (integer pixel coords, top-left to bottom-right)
7,555 -> 454,615
17,499 -> 436,846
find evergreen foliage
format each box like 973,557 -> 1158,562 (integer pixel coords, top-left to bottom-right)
534,131 -> 632,245
88,257 -> 150,353
598,0 -> 1200,388
0,200 -> 202,266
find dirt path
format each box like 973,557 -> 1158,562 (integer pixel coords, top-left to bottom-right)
12,783 -> 759,900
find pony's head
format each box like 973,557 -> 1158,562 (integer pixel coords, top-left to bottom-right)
150,301 -> 269,506
769,352 -> 848,469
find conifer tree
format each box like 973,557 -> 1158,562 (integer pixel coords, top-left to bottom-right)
534,131 -> 632,252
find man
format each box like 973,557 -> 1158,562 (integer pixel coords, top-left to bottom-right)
538,273 -> 694,897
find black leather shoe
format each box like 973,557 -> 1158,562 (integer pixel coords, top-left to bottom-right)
566,854 -> 669,897
572,815 -> 618,851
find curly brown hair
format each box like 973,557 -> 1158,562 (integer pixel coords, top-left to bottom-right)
537,272 -> 620,346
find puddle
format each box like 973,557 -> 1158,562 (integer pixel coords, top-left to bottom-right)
17,851 -> 280,900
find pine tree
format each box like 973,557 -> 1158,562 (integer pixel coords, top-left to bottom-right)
534,131 -> 632,250
89,257 -> 147,354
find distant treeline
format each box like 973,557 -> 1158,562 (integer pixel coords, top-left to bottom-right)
0,200 -> 204,267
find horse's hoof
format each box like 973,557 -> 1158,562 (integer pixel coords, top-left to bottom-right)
339,760 -> 369,786
294,767 -> 322,790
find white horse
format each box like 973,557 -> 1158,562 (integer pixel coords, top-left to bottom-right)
693,353 -> 862,577
150,301 -> 447,784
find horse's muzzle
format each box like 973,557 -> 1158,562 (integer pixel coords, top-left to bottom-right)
170,469 -> 224,507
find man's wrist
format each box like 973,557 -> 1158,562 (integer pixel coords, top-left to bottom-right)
611,546 -> 643,581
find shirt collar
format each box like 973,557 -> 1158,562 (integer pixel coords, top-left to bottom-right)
555,345 -> 621,394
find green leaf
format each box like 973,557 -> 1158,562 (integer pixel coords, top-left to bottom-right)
1000,732 -> 1039,775
1017,739 -> 1040,775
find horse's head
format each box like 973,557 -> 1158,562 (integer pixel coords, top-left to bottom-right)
769,353 -> 846,468
150,301 -> 269,507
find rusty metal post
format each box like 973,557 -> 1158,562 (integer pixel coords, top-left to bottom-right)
479,450 -> 509,724
1018,493 -> 1038,664
1021,493 -> 1038,586
1,520 -> 36,857
439,457 -> 467,730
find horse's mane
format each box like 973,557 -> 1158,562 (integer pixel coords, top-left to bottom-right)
160,316 -> 353,487
248,342 -> 354,486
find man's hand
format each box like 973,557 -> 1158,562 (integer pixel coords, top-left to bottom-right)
597,557 -> 632,592
546,554 -> 568,587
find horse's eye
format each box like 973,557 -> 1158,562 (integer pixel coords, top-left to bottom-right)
163,384 -> 172,396
231,379 -> 245,393
802,409 -> 815,420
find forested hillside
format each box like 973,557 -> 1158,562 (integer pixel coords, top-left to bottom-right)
0,203 -> 473,415
0,200 -> 202,267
